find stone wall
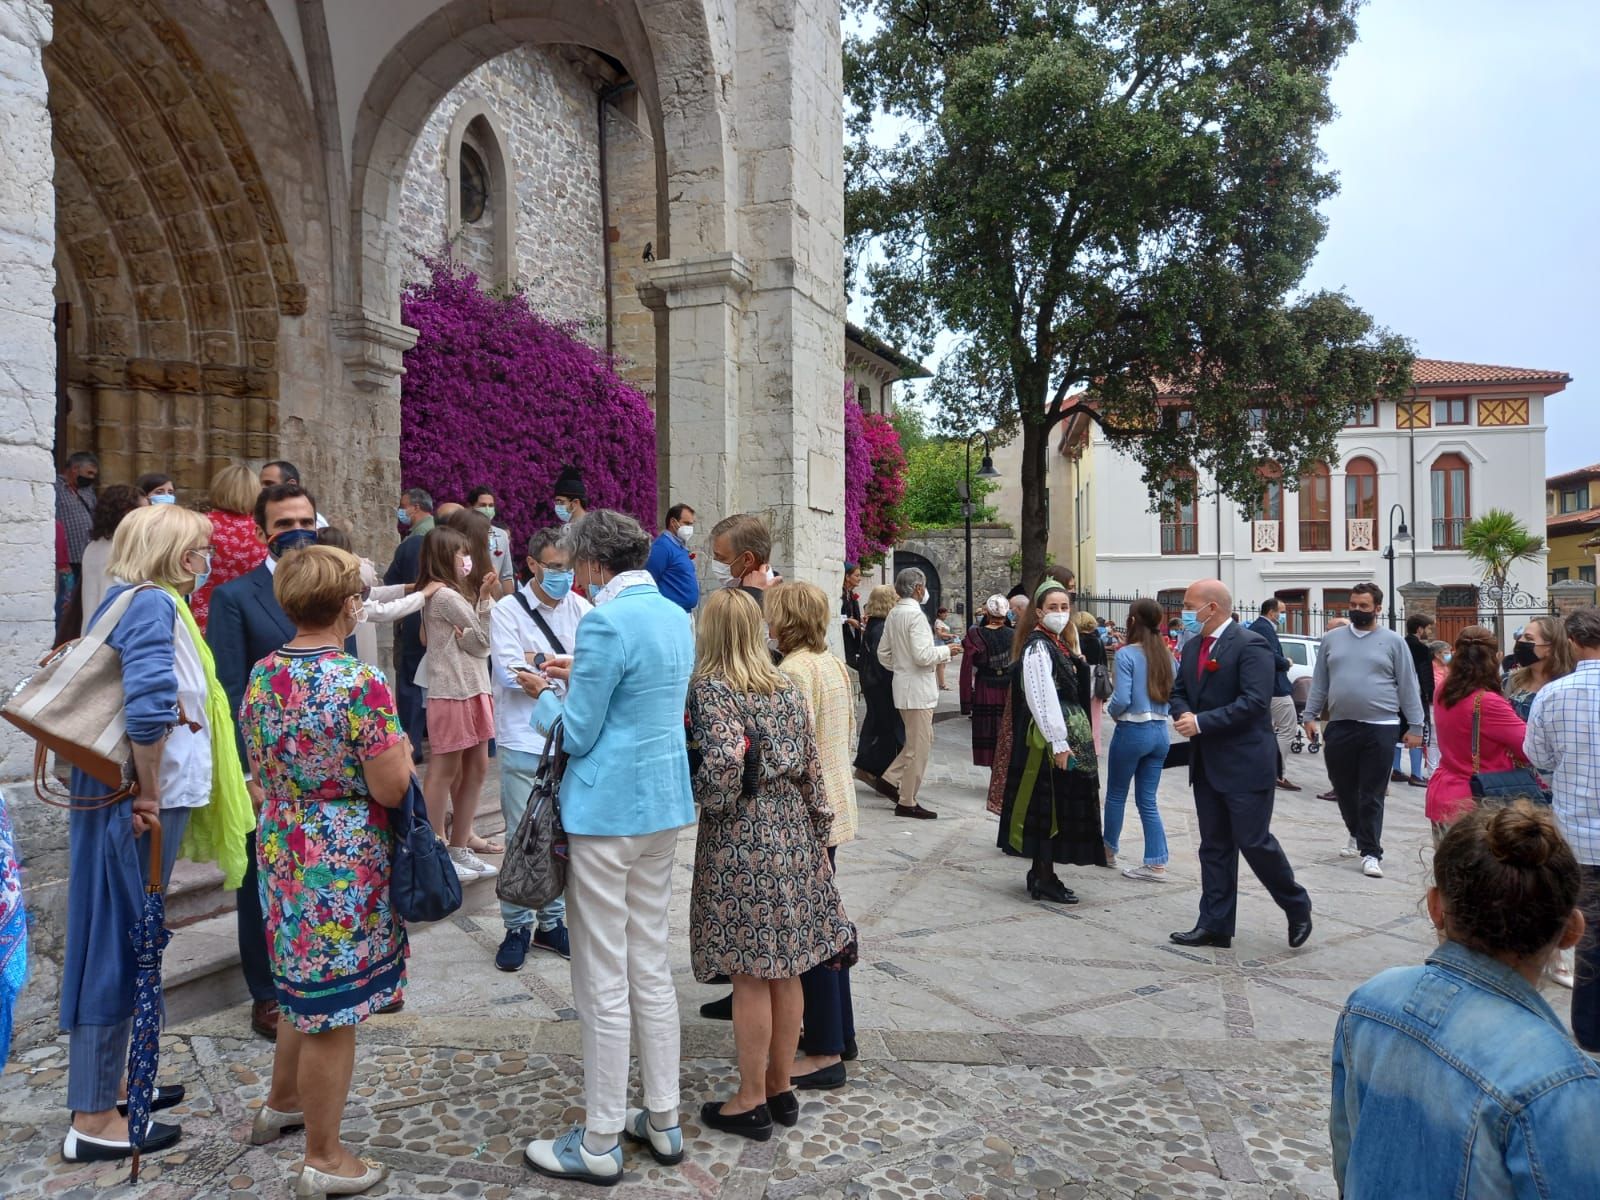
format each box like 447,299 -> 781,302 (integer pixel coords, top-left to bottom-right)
897,525 -> 1018,620
603,98 -> 659,395
397,45 -> 605,333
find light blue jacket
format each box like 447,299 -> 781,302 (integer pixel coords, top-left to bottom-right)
531,582 -> 695,836
1331,940 -> 1600,1199
1107,644 -> 1170,720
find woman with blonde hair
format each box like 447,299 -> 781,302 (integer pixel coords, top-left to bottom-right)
1504,614 -> 1575,721
687,588 -> 855,1140
766,581 -> 860,1089
191,462 -> 266,632
852,584 -> 904,797
59,505 -> 253,1165
1074,609 -> 1108,750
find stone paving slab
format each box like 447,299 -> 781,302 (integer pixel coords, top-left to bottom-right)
0,698 -> 1580,1197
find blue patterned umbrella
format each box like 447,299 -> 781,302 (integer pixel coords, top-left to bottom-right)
125,820 -> 172,1182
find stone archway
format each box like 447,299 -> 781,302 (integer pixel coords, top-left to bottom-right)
45,0 -> 304,495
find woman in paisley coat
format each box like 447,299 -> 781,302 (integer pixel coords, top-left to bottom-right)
687,588 -> 855,1142
996,579 -> 1107,904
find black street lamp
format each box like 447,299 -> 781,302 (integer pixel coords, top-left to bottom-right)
961,431 -> 1001,628
1382,503 -> 1412,630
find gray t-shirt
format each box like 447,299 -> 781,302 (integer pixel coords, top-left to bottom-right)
1306,624 -> 1425,727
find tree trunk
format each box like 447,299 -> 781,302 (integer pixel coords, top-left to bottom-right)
1017,412 -> 1052,593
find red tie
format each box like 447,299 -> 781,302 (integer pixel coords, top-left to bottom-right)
1198,635 -> 1216,680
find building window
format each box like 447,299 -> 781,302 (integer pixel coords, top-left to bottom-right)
1254,461 -> 1283,551
1162,405 -> 1195,432
1431,453 -> 1471,549
1583,566 -> 1596,585
1298,461 -> 1331,551
1160,471 -> 1198,556
459,143 -> 489,224
1247,406 -> 1268,431
1551,567 -> 1571,584
1345,400 -> 1377,428
1435,395 -> 1470,425
857,382 -> 873,409
1559,486 -> 1585,513
1156,589 -> 1187,625
1396,399 -> 1431,429
1324,588 -> 1352,619
1344,455 -> 1377,550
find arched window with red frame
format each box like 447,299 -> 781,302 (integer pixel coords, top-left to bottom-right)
1298,461 -> 1331,551
1344,456 -> 1378,550
1160,469 -> 1198,555
1253,461 -> 1283,551
1432,453 -> 1471,549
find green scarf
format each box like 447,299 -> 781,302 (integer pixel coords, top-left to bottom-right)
159,584 -> 254,889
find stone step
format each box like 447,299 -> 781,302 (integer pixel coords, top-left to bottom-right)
165,858 -> 234,930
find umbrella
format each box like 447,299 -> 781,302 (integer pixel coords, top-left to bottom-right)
125,819 -> 173,1183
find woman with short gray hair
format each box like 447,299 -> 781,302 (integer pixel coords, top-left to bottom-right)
517,509 -> 697,1184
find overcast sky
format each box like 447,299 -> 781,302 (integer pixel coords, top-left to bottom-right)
877,2 -> 1599,472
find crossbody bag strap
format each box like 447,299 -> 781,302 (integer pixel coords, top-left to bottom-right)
512,590 -> 567,655
1470,691 -> 1483,776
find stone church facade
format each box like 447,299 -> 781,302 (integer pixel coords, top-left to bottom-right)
1,0 -> 844,1040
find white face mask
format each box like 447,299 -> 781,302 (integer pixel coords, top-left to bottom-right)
711,559 -> 734,584
1041,611 -> 1071,635
676,523 -> 694,543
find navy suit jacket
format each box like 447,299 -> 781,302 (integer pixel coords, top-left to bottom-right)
1248,615 -> 1295,698
384,531 -> 426,655
1169,622 -> 1278,794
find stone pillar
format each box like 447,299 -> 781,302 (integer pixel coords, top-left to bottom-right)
1397,580 -> 1442,625
1550,579 -> 1596,620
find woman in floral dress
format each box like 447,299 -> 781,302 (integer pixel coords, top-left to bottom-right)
687,588 -> 855,1142
240,546 -> 414,1199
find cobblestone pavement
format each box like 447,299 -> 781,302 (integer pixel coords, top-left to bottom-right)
2,706 -> 1572,1198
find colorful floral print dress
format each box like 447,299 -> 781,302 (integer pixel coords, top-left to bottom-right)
241,648 -> 407,1033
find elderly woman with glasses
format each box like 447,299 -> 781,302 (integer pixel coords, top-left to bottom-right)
59,505 -> 253,1166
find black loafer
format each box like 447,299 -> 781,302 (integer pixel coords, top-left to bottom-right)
1288,916 -> 1314,948
116,1084 -> 185,1116
699,993 -> 733,1021
62,1120 -> 181,1162
767,1090 -> 800,1127
1170,926 -> 1232,949
792,1062 -> 847,1090
700,1100 -> 773,1141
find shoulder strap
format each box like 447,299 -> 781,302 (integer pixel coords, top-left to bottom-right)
1471,691 -> 1483,775
513,589 -> 566,655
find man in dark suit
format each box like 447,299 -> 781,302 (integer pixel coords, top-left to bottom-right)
384,487 -> 435,756
1169,579 -> 1313,950
207,482 -> 326,1040
1249,598 -> 1301,792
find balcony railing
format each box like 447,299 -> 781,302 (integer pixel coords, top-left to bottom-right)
1298,521 -> 1331,552
1346,517 -> 1375,551
1161,523 -> 1198,555
1433,516 -> 1467,549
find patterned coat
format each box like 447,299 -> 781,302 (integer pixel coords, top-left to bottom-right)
687,677 -> 855,981
777,648 -> 859,846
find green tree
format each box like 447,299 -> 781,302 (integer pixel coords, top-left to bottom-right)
846,0 -> 1413,588
900,439 -> 1001,528
1462,509 -> 1545,643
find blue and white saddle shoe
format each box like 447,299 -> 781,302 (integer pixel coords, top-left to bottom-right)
624,1107 -> 684,1165
525,1125 -> 624,1187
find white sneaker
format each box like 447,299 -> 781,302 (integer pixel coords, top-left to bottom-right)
1362,855 -> 1383,878
449,845 -> 497,879
1339,837 -> 1359,858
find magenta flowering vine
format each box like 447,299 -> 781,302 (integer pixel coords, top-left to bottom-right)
844,381 -> 908,566
400,257 -> 657,547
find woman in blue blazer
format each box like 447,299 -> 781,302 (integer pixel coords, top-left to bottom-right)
518,510 -> 696,1185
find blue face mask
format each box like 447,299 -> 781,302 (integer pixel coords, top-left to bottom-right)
586,582 -> 602,601
1180,609 -> 1203,634
269,528 -> 319,559
189,551 -> 212,594
149,493 -> 177,505
554,503 -> 572,524
1276,612 -> 1286,627
396,507 -> 412,527
539,569 -> 574,600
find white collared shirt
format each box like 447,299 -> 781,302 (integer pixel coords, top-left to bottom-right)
488,581 -> 591,753
593,569 -> 655,607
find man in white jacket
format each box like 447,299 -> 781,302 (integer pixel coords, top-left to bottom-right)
877,567 -> 960,818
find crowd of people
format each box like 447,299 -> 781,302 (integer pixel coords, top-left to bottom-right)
35,449 -> 1600,1194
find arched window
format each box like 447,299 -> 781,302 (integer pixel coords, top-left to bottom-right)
1298,461 -> 1331,551
1344,456 -> 1378,550
1432,453 -> 1471,549
1253,461 -> 1283,552
1160,469 -> 1198,555
459,142 -> 489,224
445,103 -> 514,288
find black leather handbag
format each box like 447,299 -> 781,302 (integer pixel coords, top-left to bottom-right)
1468,693 -> 1551,805
496,722 -> 570,912
390,776 -> 464,922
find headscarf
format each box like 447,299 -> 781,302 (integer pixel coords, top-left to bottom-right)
984,594 -> 1009,620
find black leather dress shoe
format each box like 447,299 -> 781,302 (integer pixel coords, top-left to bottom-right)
767,1090 -> 800,1127
116,1085 -> 185,1116
1170,926 -> 1232,949
700,993 -> 733,1021
62,1120 -> 181,1162
1288,916 -> 1314,948
791,1061 -> 847,1090
700,1100 -> 773,1141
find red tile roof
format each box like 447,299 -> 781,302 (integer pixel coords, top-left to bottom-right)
1408,358 -> 1570,387
1546,463 -> 1600,488
1547,506 -> 1600,535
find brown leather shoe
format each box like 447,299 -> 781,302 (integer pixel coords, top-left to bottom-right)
1317,790 -> 1339,802
251,999 -> 279,1042
894,803 -> 937,819
1276,778 -> 1301,791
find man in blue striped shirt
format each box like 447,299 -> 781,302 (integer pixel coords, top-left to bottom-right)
1523,604 -> 1600,1053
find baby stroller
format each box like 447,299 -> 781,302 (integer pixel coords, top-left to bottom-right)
1290,676 -> 1321,754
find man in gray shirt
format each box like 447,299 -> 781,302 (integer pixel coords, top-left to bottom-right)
1303,583 -> 1424,879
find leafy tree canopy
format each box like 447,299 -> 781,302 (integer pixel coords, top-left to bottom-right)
846,0 -> 1414,584
900,438 -> 1001,529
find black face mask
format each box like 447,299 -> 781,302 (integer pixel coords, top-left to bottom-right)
1347,608 -> 1377,629
269,528 -> 319,559
1513,640 -> 1540,668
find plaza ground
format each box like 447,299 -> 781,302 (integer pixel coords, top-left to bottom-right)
2,696 -> 1568,1198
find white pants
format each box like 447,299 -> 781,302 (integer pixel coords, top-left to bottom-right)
1270,694 -> 1297,771
567,828 -> 682,1133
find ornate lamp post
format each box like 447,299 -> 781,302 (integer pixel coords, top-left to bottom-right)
1382,503 -> 1412,629
961,431 -> 1000,627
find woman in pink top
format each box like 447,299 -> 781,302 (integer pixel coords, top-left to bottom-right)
1426,626 -> 1528,836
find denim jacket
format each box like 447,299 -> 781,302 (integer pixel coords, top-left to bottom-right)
1331,940 -> 1600,1199
1106,643 -> 1170,721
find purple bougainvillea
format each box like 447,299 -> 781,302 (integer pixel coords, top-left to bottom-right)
400,256 -> 657,549
844,382 -> 908,566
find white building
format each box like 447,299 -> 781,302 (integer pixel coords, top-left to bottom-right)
1081,359 -> 1568,639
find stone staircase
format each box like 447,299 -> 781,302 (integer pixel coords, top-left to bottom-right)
162,776 -> 506,1025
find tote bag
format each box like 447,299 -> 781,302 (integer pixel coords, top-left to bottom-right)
496,722 -> 569,911
390,777 -> 463,923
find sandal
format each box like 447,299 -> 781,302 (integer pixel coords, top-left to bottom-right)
465,835 -> 504,855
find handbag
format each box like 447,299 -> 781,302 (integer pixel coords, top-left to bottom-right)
2,583 -> 161,805
1468,692 -> 1550,805
1092,662 -> 1115,702
495,721 -> 570,911
390,776 -> 463,922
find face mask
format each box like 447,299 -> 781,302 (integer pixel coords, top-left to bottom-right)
1275,612 -> 1286,627
540,569 -> 573,600
1513,640 -> 1540,668
396,507 -> 412,527
1180,609 -> 1203,634
1443,653 -> 1453,665
475,506 -> 496,521
1348,608 -> 1376,629
458,555 -> 474,579
269,528 -> 319,559
188,552 -> 213,593
587,582 -> 602,601
711,559 -> 735,585
676,523 -> 694,543
1041,612 -> 1071,635
150,493 -> 177,506
554,503 -> 571,524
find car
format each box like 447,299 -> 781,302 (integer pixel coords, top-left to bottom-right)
1278,634 -> 1321,686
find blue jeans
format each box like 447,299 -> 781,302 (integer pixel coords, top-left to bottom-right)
498,747 -> 565,932
1393,744 -> 1424,777
1102,720 -> 1170,866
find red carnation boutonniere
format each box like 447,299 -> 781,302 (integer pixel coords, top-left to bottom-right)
1204,658 -> 1221,674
